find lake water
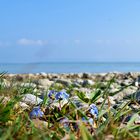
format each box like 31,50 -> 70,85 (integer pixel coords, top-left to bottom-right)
0,62 -> 140,74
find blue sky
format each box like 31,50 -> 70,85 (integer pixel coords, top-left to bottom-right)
0,0 -> 140,63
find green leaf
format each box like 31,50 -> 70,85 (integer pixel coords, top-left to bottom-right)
77,92 -> 89,103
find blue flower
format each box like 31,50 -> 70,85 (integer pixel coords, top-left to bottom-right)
82,117 -> 94,125
59,117 -> 70,131
55,91 -> 69,100
30,107 -> 44,119
48,90 -> 56,99
89,104 -> 98,118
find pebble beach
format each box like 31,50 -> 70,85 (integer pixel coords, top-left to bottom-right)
0,72 -> 140,139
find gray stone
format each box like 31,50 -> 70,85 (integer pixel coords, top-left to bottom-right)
122,79 -> 133,86
105,96 -> 116,105
129,72 -> 140,79
0,96 -> 10,104
18,102 -> 29,110
105,135 -> 114,140
114,100 -> 130,110
82,79 -> 95,87
135,76 -> 140,87
55,79 -> 72,86
37,79 -> 54,87
40,72 -> 47,77
82,73 -> 91,79
72,81 -> 81,88
22,94 -> 43,105
75,73 -> 83,78
122,90 -> 140,103
130,104 -> 140,110
135,115 -> 140,124
113,86 -> 138,101
74,79 -> 84,85
104,73 -> 116,81
96,96 -> 116,105
15,75 -> 23,81
96,97 -> 104,104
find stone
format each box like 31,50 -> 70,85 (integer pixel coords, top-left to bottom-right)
15,75 -> 23,81
135,75 -> 140,87
121,79 -> 133,86
96,97 -> 104,104
105,135 -> 114,140
14,102 -> 29,110
37,79 -> 54,87
74,79 -> 84,85
130,104 -> 140,110
113,86 -> 138,101
135,115 -> 140,124
0,96 -> 10,104
75,73 -> 83,78
32,118 -> 48,129
82,73 -> 90,79
72,81 -> 81,88
51,99 -> 69,108
135,90 -> 140,103
129,72 -> 140,79
102,96 -> 116,105
19,102 -> 29,110
82,79 -> 95,87
96,96 -> 116,106
55,79 -> 72,86
40,72 -> 47,77
77,88 -> 92,98
1,79 -> 11,88
51,74 -> 59,79
99,82 -> 108,89
114,100 -> 130,110
20,83 -> 36,88
104,73 -> 116,81
109,83 -> 121,93
22,94 -> 43,106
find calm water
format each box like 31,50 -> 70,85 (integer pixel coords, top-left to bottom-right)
1,62 -> 140,74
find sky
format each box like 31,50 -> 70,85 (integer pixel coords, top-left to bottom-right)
0,0 -> 140,63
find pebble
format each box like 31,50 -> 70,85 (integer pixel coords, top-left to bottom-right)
22,94 -> 43,106
37,79 -> 54,87
55,79 -> 72,86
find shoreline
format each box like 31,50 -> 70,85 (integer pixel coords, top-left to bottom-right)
3,71 -> 140,80
2,72 -> 140,101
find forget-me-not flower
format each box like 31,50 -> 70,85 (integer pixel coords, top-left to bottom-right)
30,106 -> 44,119
89,104 -> 98,118
55,90 -> 69,100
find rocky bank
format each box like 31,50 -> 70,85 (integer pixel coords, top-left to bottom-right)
1,72 -> 140,126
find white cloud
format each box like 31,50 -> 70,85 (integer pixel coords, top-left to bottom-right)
17,38 -> 48,46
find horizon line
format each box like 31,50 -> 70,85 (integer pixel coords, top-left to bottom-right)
1,61 -> 140,64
